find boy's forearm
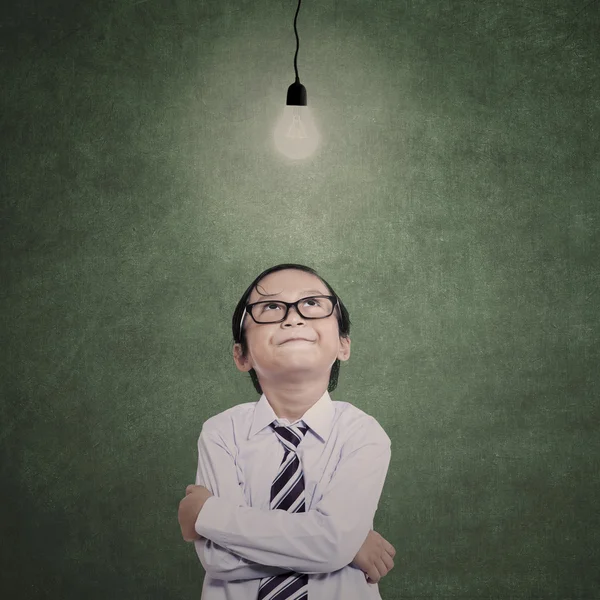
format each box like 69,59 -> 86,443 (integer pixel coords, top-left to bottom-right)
195,496 -> 371,574
195,537 -> 290,581
192,492 -> 362,580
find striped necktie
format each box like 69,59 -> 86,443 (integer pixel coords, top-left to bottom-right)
257,421 -> 309,600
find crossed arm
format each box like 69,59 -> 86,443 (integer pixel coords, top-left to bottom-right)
190,422 -> 391,582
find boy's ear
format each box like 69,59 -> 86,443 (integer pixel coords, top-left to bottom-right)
233,343 -> 252,372
338,336 -> 351,362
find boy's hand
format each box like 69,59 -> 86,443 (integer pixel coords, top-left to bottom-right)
351,529 -> 396,583
178,484 -> 213,542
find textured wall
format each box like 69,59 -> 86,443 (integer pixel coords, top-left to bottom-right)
1,0 -> 599,598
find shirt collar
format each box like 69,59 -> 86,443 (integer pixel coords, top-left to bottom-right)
249,389 -> 334,443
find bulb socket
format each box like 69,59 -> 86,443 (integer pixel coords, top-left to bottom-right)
286,80 -> 307,106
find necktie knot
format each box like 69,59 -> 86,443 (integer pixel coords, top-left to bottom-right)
270,422 -> 308,451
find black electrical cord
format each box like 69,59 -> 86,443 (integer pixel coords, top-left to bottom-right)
286,0 -> 307,105
293,0 -> 302,82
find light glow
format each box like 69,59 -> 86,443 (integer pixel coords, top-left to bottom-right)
273,105 -> 320,160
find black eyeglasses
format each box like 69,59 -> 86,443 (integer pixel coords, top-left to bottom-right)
239,295 -> 338,336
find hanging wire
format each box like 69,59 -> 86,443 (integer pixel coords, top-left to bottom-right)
293,0 -> 302,82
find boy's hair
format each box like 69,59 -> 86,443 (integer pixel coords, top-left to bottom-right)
231,263 -> 352,394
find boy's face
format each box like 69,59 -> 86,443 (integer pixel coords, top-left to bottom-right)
233,269 -> 351,383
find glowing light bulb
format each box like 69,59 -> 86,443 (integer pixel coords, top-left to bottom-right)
273,104 -> 320,160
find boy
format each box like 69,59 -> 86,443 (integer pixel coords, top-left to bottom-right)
178,264 -> 396,599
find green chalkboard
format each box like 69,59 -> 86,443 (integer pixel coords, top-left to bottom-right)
1,0 -> 598,598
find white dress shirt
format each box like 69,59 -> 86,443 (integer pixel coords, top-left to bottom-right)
193,390 -> 392,600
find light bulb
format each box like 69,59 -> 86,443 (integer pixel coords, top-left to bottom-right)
273,105 -> 320,160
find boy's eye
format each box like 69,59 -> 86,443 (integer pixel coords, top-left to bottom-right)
263,298 -> 320,311
263,303 -> 283,311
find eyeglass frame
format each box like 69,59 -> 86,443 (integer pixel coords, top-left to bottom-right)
238,295 -> 339,339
